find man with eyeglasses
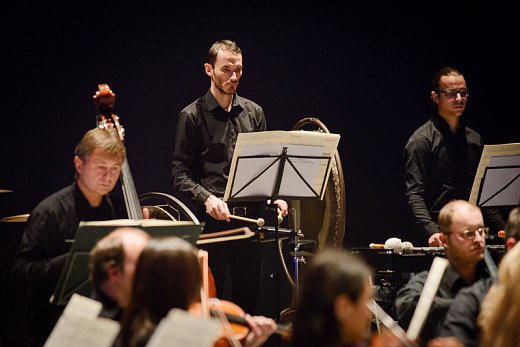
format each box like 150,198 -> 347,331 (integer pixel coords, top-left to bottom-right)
429,206 -> 520,347
394,200 -> 490,345
404,66 -> 505,247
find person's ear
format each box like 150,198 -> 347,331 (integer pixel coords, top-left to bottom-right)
106,263 -> 122,281
204,63 -> 213,77
506,237 -> 517,251
333,294 -> 352,320
73,156 -> 82,175
440,232 -> 448,248
431,91 -> 439,104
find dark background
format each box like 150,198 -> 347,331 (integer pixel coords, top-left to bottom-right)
1,2 -> 517,248
0,2 -> 517,345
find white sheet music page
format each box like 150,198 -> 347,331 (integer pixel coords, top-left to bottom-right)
224,130 -> 340,201
406,257 -> 449,342
146,308 -> 221,347
44,294 -> 120,347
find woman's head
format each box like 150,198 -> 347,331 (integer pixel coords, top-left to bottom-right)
120,237 -> 201,347
292,248 -> 373,347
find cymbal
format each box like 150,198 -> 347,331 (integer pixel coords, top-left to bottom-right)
1,213 -> 29,223
0,189 -> 13,193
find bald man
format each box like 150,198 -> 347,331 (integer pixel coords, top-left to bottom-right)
89,227 -> 150,320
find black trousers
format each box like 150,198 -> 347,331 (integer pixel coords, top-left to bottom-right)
198,202 -> 265,315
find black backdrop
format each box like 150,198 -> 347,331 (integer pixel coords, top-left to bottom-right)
1,2 -> 517,249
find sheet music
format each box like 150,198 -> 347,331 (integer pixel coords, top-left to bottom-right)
224,130 -> 340,201
44,294 -> 119,347
469,142 -> 520,205
146,308 -> 221,347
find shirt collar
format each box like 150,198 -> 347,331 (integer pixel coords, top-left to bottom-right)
204,89 -> 243,113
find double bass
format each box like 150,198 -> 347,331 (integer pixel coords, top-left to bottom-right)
92,84 -> 143,220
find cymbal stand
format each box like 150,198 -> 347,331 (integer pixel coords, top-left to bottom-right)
290,208 -> 305,306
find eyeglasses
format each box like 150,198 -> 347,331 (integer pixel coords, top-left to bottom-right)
448,227 -> 489,239
439,89 -> 469,99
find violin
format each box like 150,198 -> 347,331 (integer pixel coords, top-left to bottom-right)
197,250 -> 291,347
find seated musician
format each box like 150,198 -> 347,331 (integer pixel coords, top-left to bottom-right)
290,248 -> 377,347
394,200 -> 490,346
429,206 -> 520,347
478,234 -> 520,347
11,128 -> 130,347
89,227 -> 151,321
118,236 -> 277,347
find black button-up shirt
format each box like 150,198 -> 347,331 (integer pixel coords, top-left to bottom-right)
12,183 -> 126,346
171,90 -> 266,205
404,114 -> 503,239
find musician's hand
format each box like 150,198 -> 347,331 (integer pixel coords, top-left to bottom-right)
428,232 -> 443,247
267,199 -> 289,217
142,207 -> 150,219
243,314 -> 277,347
427,336 -> 463,347
204,195 -> 230,222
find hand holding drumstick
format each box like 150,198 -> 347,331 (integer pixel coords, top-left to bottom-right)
204,195 -> 288,225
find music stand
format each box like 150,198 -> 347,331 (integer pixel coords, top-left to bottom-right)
224,130 -> 340,318
50,219 -> 203,306
470,143 -> 520,208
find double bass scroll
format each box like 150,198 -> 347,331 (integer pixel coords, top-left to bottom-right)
93,84 -> 143,220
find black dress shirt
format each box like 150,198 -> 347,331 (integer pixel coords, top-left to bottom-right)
11,182 -> 126,347
404,114 -> 504,240
171,90 -> 266,205
439,277 -> 493,347
394,261 -> 488,346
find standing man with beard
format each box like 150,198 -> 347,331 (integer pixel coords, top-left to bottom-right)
394,200 -> 489,345
171,39 -> 287,315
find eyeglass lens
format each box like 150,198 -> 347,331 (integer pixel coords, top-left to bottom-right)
463,227 -> 488,238
441,89 -> 469,98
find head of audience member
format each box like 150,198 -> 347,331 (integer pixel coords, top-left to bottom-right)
291,248 -> 373,347
478,242 -> 520,347
204,39 -> 243,97
89,227 -> 150,309
504,206 -> 520,251
438,200 -> 486,273
73,127 -> 126,206
430,67 -> 468,122
120,237 -> 201,347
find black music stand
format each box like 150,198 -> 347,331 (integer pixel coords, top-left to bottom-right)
50,219 -> 203,306
470,143 -> 520,208
476,156 -> 520,208
224,130 -> 340,318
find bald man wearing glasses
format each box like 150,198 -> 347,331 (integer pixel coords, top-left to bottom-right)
403,66 -> 504,247
394,200 -> 490,345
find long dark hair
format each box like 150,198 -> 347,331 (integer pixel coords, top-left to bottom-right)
119,237 -> 201,347
291,248 -> 372,347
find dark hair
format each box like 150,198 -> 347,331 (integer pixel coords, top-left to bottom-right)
119,237 -> 201,347
291,248 -> 372,347
207,39 -> 241,67
431,66 -> 463,93
89,234 -> 125,286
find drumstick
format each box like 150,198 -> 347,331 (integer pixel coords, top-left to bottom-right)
229,214 -> 265,227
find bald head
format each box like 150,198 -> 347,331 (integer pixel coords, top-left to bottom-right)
89,227 -> 150,307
